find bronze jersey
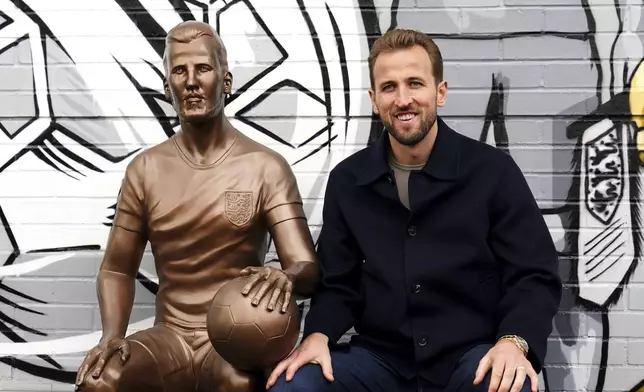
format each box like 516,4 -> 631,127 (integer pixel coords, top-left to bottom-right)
111,129 -> 308,328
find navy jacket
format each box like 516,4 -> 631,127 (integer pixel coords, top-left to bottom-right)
303,117 -> 562,388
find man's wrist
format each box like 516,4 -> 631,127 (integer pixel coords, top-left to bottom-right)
497,334 -> 529,357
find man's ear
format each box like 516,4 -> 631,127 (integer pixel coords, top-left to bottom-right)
368,88 -> 379,114
223,71 -> 233,95
436,80 -> 448,108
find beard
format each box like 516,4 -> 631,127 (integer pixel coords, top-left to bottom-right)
179,98 -> 223,125
383,111 -> 436,146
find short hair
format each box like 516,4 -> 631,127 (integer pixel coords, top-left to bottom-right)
368,29 -> 443,88
163,22 -> 228,74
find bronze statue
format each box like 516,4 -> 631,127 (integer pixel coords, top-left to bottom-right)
74,21 -> 319,392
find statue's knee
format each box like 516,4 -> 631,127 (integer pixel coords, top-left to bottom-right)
77,373 -> 118,392
78,365 -> 122,392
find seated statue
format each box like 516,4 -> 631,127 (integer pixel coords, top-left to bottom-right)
74,20 -> 319,392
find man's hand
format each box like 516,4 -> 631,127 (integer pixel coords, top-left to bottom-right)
473,340 -> 538,392
240,266 -> 294,312
74,337 -> 130,391
265,332 -> 334,389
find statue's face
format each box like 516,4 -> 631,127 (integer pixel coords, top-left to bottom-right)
164,35 -> 232,124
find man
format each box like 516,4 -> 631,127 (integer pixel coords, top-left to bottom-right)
74,21 -> 319,392
266,29 -> 562,392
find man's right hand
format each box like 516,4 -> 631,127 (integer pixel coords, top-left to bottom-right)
265,332 -> 334,389
74,337 -> 130,390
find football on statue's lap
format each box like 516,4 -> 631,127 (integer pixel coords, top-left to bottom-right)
206,276 -> 301,371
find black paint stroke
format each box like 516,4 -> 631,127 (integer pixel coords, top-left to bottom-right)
0,283 -> 45,304
0,309 -> 46,336
114,0 -> 167,58
595,309 -> 610,392
43,133 -> 103,174
41,144 -> 84,179
387,0 -> 400,32
604,0 -> 624,100
584,227 -> 623,266
0,316 -> 62,371
425,31 -> 589,42
293,134 -> 338,166
589,253 -> 625,281
0,357 -> 75,384
0,208 -> 65,372
298,124 -> 332,148
357,0 -> 384,145
186,0 -> 209,23
297,0 -> 333,152
136,272 -> 159,295
580,0 -> 604,107
0,34 -> 39,140
236,79 -> 326,148
325,4 -> 350,141
31,146 -> 79,181
105,202 -> 117,227
11,0 -> 71,121
629,378 -> 644,392
168,0 -> 195,21
584,220 -> 621,249
26,245 -> 101,253
0,207 -> 19,264
215,0 -> 288,105
0,294 -> 43,315
0,9 -> 13,30
479,74 -> 509,153
115,56 -> 177,139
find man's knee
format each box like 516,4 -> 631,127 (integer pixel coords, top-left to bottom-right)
268,364 -> 330,392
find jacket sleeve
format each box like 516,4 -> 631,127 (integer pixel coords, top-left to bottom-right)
302,169 -> 364,344
489,153 -> 562,373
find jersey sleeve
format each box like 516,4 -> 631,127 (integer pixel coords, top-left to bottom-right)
260,153 -> 306,227
112,156 -> 147,235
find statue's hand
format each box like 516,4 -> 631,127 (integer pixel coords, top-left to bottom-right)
74,337 -> 130,391
239,266 -> 294,313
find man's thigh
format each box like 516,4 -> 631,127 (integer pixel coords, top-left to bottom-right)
445,344 -> 532,392
269,345 -> 413,392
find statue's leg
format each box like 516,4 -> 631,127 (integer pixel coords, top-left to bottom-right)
193,331 -> 265,392
79,324 -> 195,392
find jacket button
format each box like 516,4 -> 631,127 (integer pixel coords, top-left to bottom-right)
418,337 -> 427,347
408,226 -> 417,236
413,284 -> 420,293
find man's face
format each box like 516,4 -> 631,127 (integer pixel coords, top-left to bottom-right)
368,45 -> 447,146
164,35 -> 232,123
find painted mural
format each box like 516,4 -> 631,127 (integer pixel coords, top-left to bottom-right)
0,0 -> 642,391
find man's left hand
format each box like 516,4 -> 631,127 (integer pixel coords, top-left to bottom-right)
239,266 -> 294,313
473,340 -> 538,392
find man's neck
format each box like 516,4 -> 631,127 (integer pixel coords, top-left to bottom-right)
178,115 -> 236,166
388,121 -> 438,167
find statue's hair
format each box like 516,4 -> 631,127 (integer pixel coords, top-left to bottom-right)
163,22 -> 228,73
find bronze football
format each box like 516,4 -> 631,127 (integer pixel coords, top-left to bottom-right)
206,276 -> 301,371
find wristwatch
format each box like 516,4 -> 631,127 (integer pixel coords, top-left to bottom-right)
498,335 -> 529,357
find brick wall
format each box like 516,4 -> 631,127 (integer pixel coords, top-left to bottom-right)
0,0 -> 642,391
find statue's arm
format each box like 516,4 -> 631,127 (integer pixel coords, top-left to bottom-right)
269,212 -> 318,297
98,157 -> 149,341
97,228 -> 147,341
262,154 -> 319,298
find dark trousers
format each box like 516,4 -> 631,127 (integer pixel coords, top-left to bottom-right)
268,344 -> 532,392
